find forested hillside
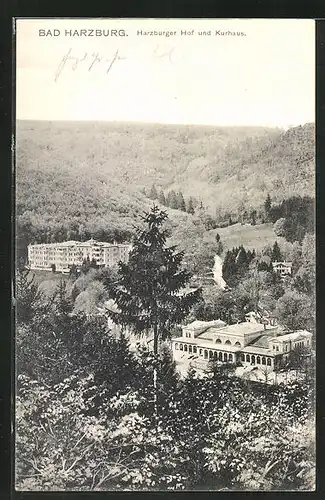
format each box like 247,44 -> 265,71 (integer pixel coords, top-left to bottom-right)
16,120 -> 314,257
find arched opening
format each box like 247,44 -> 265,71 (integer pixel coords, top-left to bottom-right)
225,340 -> 231,345
215,338 -> 222,344
224,352 -> 228,362
235,341 -> 241,347
199,348 -> 203,356
184,344 -> 188,352
175,343 -> 179,350
262,357 -> 266,365
193,346 -> 197,354
257,356 -> 261,364
229,353 -> 233,362
251,355 -> 255,365
204,350 -> 208,359
214,351 -> 218,359
180,344 -> 183,351
209,350 -> 214,359
241,354 -> 245,361
267,358 -> 271,366
246,354 -> 250,362
218,352 -> 223,361
189,345 -> 192,354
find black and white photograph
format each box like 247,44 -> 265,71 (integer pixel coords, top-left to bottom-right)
15,18 -> 315,491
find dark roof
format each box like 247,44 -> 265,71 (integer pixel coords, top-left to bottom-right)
249,334 -> 271,348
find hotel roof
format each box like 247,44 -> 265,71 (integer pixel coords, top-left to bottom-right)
270,330 -> 312,343
29,239 -> 131,248
214,322 -> 277,337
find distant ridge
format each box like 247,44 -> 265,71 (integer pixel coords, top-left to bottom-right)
16,120 -> 314,242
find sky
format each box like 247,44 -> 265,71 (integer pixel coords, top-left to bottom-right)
16,18 -> 315,127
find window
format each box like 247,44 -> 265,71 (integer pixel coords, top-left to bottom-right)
199,349 -> 203,356
219,352 -> 223,361
184,344 -> 188,352
246,354 -> 250,362
262,357 -> 266,365
235,342 -> 241,347
175,343 -> 179,350
267,358 -> 271,366
276,346 -> 279,352
285,345 -> 288,352
180,344 -> 183,351
229,353 -> 233,362
224,352 -> 228,362
193,346 -> 197,354
204,350 -> 208,359
225,340 -> 231,345
189,345 -> 192,353
209,350 -> 213,359
273,345 -> 275,350
216,338 -> 222,344
257,356 -> 260,364
241,354 -> 245,361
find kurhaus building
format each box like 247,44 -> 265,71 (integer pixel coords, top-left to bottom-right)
171,319 -> 312,370
27,239 -> 131,273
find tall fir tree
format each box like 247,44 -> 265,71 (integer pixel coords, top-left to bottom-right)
187,197 -> 195,215
176,192 -> 186,211
271,241 -> 282,262
264,193 -> 272,219
167,190 -> 178,210
149,184 -> 158,200
105,206 -> 201,355
104,206 -> 201,425
222,250 -> 237,287
158,189 -> 166,206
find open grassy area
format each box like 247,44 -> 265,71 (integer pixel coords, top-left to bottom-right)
210,223 -> 286,253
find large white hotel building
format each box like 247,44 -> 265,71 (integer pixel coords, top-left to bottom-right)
27,239 -> 131,273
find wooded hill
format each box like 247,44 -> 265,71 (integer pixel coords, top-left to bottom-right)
16,120 -> 314,249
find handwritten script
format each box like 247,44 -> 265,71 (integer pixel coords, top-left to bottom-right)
54,46 -> 178,81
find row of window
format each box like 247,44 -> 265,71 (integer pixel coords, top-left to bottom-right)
215,339 -> 241,347
241,353 -> 272,366
174,343 -> 273,366
176,344 -> 235,362
182,335 -> 242,347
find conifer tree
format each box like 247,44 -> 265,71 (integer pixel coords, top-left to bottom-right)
222,250 -> 237,287
176,192 -> 186,211
105,205 -> 201,355
158,189 -> 166,206
168,190 -> 178,210
16,270 -> 44,325
271,241 -> 282,262
104,206 -> 201,425
149,184 -> 158,200
264,193 -> 272,219
187,197 -> 195,215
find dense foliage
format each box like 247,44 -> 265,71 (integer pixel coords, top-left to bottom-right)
16,239 -> 315,492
